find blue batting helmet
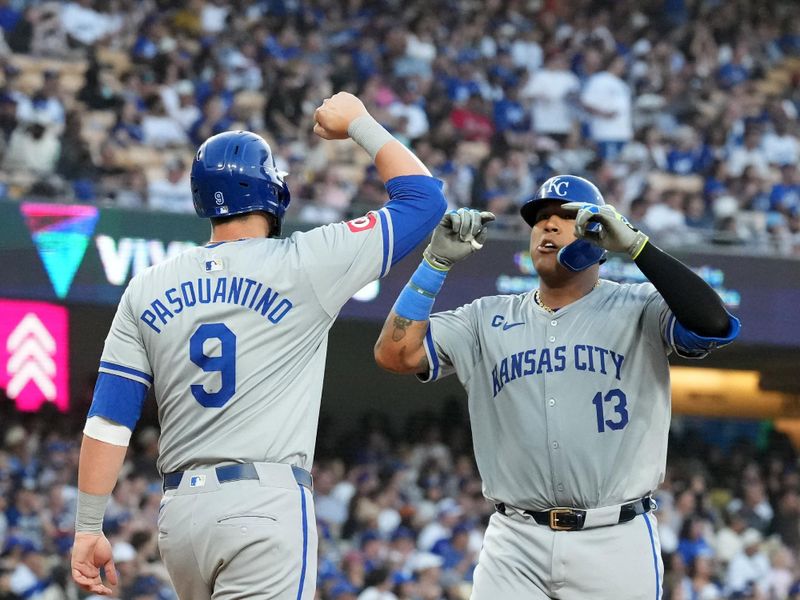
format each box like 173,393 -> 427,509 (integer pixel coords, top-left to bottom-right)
520,175 -> 606,272
191,131 -> 291,236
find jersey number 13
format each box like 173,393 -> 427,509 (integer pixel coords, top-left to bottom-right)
591,389 -> 629,433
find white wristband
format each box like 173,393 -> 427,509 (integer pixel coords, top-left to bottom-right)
347,115 -> 395,160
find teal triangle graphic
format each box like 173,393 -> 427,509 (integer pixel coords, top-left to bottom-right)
20,203 -> 100,299
32,231 -> 91,298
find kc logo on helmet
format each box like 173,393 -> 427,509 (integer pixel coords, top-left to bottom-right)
545,178 -> 569,197
214,191 -> 225,205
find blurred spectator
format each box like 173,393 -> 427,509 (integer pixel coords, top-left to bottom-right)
8,542 -> 49,599
388,81 -> 429,141
298,168 -> 355,224
224,41 -> 263,92
161,80 -> 201,133
522,50 -> 580,141
763,119 -> 800,167
725,529 -> 770,597
729,472 -> 774,534
580,54 -> 633,159
1,116 -> 60,175
431,522 -> 476,581
727,127 -> 770,179
77,51 -> 122,110
0,0 -> 20,34
408,552 -> 444,600
315,463 -> 350,535
769,164 -> 800,217
200,1 -> 228,35
492,82 -> 530,149
28,3 -> 68,57
357,566 -> 398,600
771,488 -> 800,551
510,27 -> 543,74
642,189 -> 688,242
666,126 -> 713,176
684,194 -> 714,230
56,111 -> 94,184
688,555 -> 722,600
450,94 -> 494,143
147,157 -> 193,213
111,101 -> 144,147
0,92 -> 17,150
141,95 -> 186,148
677,515 -> 714,568
61,0 -> 122,47
417,498 -> 462,552
717,41 -> 753,90
17,70 -> 64,130
190,94 -> 233,146
766,545 -> 794,600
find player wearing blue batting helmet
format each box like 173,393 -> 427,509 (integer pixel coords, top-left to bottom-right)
520,174 -> 607,271
191,131 -> 291,237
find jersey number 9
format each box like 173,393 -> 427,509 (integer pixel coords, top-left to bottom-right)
189,323 -> 237,408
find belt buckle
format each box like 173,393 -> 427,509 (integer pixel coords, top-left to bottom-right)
549,508 -> 579,531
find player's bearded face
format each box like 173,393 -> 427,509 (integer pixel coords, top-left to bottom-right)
529,201 -> 578,277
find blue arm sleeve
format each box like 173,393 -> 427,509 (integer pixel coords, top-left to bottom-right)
671,312 -> 741,358
87,372 -> 148,430
384,175 -> 447,264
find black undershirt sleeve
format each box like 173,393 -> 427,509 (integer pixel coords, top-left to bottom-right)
633,242 -> 731,337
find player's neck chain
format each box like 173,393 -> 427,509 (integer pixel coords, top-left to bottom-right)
534,281 -> 600,314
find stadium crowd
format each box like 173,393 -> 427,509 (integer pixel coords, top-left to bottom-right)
1,395 -> 800,600
0,0 -> 796,253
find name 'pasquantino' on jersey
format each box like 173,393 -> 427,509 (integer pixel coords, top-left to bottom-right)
88,175 -> 446,474
419,281 -> 740,511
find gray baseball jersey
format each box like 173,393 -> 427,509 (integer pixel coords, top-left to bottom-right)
93,209 -> 395,474
421,280 -> 703,510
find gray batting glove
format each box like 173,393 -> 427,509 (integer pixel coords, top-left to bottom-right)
423,208 -> 496,270
561,202 -> 650,259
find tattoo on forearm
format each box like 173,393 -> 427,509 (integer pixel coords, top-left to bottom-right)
391,315 -> 414,342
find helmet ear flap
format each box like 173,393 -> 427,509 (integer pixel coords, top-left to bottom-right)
557,240 -> 606,272
266,181 -> 291,237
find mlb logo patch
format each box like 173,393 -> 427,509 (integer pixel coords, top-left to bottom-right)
189,475 -> 206,488
205,258 -> 223,272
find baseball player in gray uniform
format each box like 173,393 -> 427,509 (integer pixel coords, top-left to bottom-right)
374,175 -> 740,599
70,92 -> 447,599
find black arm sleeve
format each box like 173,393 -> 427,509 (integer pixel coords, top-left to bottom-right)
633,242 -> 731,337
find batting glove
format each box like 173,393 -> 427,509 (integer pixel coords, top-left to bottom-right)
561,202 -> 649,259
423,208 -> 496,270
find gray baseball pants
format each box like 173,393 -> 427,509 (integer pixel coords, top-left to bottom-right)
157,463 -> 317,600
471,509 -> 663,599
